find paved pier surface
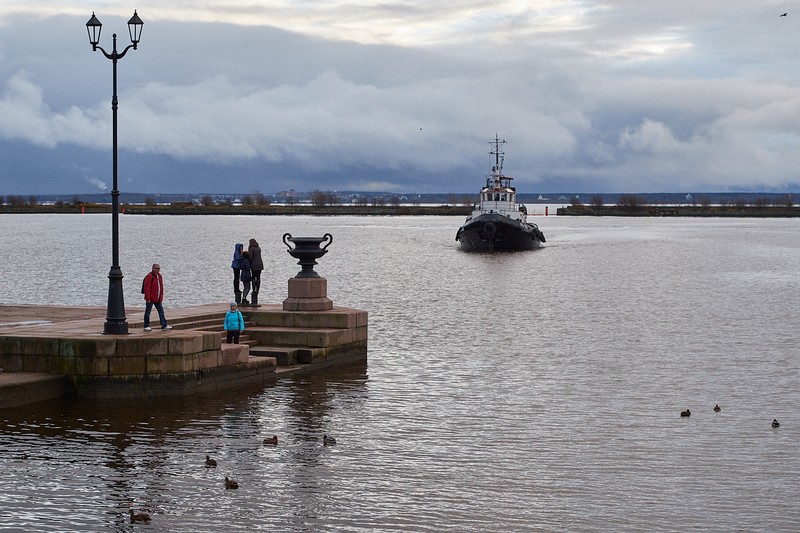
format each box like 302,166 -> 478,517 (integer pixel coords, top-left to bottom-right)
0,302 -> 225,335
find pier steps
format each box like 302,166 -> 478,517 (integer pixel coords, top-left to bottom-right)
173,306 -> 368,368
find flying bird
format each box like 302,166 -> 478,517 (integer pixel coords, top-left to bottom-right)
780,12 -> 788,16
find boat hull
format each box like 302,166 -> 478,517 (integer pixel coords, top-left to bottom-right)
456,213 -> 545,252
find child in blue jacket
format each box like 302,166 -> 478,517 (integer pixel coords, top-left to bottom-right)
224,302 -> 245,344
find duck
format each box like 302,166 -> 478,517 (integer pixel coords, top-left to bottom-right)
205,455 -> 217,467
225,476 -> 239,489
129,509 -> 151,523
263,435 -> 278,445
323,435 -> 337,445
772,419 -> 780,428
713,404 -> 721,412
680,409 -> 691,417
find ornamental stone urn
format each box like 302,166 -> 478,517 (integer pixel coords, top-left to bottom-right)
282,233 -> 334,311
282,233 -> 333,278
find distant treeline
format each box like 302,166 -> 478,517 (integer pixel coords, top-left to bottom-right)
2,191 -> 798,213
558,193 -> 799,217
0,202 -> 471,216
4,190 -> 798,208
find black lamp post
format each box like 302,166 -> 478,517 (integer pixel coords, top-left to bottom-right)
86,11 -> 143,335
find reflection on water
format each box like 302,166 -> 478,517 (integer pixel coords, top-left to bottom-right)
2,215 -> 800,531
2,362 -> 369,532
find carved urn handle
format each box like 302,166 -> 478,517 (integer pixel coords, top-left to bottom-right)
321,233 -> 333,251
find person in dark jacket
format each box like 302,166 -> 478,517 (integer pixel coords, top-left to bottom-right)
231,243 -> 244,305
142,263 -> 172,331
248,238 -> 264,306
240,250 -> 253,305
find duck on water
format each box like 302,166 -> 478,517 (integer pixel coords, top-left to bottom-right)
455,135 -> 545,252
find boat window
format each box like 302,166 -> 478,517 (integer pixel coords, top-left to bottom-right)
494,194 -> 500,201
501,194 -> 507,201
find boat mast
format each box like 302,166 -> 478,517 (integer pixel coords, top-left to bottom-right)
490,134 -> 506,186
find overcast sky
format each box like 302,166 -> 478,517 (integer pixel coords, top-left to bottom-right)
1,1 -> 799,195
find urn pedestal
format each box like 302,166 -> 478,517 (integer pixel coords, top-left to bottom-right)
282,233 -> 334,311
283,277 -> 333,311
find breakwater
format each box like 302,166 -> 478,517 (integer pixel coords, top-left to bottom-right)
0,204 -> 472,216
557,205 -> 800,217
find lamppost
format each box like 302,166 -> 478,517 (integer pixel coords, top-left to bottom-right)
85,11 -> 143,335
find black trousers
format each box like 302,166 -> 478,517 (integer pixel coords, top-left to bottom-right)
233,268 -> 241,293
252,270 -> 262,293
226,330 -> 240,344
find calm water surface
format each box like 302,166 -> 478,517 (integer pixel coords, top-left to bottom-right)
1,214 -> 799,532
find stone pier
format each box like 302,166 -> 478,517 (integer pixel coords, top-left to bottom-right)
0,299 -> 367,406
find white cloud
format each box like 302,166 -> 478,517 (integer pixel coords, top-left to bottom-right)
619,119 -> 681,153
0,72 -> 106,149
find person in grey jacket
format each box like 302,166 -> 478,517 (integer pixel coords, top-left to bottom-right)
248,238 -> 264,306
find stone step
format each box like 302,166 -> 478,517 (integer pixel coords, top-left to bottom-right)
247,307 -> 368,330
171,313 -> 261,332
219,332 -> 257,347
245,325 -> 367,348
249,345 -> 327,366
0,372 -> 66,409
220,342 -> 250,364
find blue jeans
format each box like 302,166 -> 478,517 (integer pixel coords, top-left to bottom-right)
144,301 -> 168,329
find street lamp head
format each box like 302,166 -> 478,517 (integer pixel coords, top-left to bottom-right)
128,11 -> 143,48
86,12 -> 102,50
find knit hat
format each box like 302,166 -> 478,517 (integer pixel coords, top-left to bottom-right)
230,301 -> 237,307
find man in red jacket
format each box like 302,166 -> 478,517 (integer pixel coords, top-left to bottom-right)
143,263 -> 172,332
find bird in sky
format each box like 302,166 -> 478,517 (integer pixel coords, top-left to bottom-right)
780,12 -> 788,17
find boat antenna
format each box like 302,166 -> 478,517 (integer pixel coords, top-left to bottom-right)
490,134 -> 506,174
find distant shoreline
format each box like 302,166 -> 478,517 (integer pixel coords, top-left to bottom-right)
0,204 -> 472,216
556,205 -> 800,217
2,203 -> 799,217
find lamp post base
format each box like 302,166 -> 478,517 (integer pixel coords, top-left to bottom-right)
103,320 -> 129,335
103,266 -> 128,335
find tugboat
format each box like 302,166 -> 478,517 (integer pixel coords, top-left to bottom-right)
455,136 -> 546,252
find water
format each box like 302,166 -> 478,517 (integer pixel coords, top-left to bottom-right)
1,214 -> 799,532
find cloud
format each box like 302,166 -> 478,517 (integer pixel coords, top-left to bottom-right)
0,72 -> 106,149
619,119 -> 681,153
2,3 -> 800,194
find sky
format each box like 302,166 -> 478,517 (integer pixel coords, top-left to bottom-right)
1,1 -> 800,195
